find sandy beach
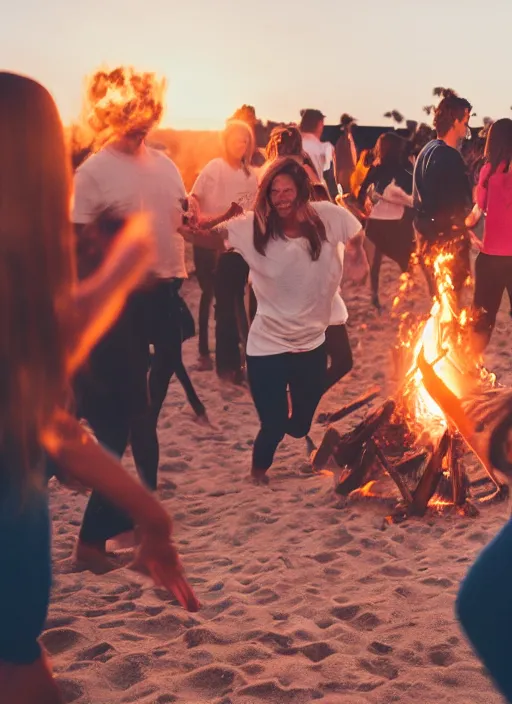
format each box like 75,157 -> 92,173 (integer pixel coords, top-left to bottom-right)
46,255 -> 511,704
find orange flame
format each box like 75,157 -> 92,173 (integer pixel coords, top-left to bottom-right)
77,66 -> 166,150
350,480 -> 378,498
398,250 -> 495,445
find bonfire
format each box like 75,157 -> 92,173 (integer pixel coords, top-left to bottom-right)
312,249 -> 510,522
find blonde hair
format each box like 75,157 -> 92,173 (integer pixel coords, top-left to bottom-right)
0,72 -> 74,489
222,119 -> 255,176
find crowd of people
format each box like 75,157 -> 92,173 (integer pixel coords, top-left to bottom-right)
1,67 -> 512,703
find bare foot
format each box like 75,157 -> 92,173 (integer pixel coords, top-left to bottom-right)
74,542 -> 120,574
197,355 -> 214,372
250,469 -> 270,486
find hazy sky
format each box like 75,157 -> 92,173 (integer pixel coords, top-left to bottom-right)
1,0 -> 510,130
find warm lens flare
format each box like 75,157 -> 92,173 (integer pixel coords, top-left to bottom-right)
77,66 -> 166,150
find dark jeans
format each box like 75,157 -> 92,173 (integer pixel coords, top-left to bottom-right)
325,324 -> 353,392
76,293 -> 149,545
457,518 -> 512,703
473,252 -> 512,348
366,215 -> 414,301
417,231 -> 471,298
215,251 -> 250,375
78,280 -> 204,546
194,246 -> 217,357
247,343 -> 327,472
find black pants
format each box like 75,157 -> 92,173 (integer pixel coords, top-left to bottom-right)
215,251 -> 250,375
247,344 -> 327,472
76,293 -> 149,545
366,215 -> 414,301
473,252 -> 512,348
194,246 -> 217,357
78,280 -> 204,546
417,231 -> 471,298
325,324 -> 353,391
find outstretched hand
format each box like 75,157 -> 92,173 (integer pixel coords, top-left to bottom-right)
132,533 -> 200,612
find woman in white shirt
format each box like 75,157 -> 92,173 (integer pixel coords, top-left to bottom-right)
190,120 -> 258,379
181,158 -> 365,483
357,132 -> 414,311
263,125 -> 354,390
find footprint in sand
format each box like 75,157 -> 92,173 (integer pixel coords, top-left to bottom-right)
131,613 -> 191,638
311,551 -> 339,564
182,664 -> 241,696
354,612 -> 382,631
428,644 -> 458,667
242,662 -> 266,676
103,653 -> 150,690
56,678 -> 84,703
331,604 -> 361,621
254,588 -> 280,605
421,577 -> 453,588
77,641 -> 115,661
41,628 -> 85,656
99,619 -> 126,629
236,681 -> 318,704
227,645 -> 272,666
368,641 -> 393,655
185,627 -> 232,648
380,565 -> 413,577
359,657 -> 399,680
257,631 -> 294,651
300,642 -> 337,663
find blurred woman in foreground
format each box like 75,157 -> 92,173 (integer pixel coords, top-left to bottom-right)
181,158 -> 366,484
0,72 -> 198,704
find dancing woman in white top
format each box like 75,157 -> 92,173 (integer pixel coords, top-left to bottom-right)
181,158 -> 365,483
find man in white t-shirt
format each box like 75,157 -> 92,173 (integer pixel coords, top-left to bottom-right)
72,106 -> 205,568
300,109 -> 335,187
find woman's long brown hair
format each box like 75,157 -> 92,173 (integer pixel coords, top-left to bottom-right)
0,72 -> 74,491
253,157 -> 326,260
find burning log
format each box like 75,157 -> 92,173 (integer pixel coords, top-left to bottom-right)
316,387 -> 380,425
335,443 -> 376,496
373,441 -> 414,506
417,347 -> 506,496
394,451 -> 429,477
410,430 -> 450,516
311,400 -> 394,471
332,400 -> 395,467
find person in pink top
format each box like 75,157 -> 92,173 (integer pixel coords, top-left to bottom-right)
466,118 -> 512,348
